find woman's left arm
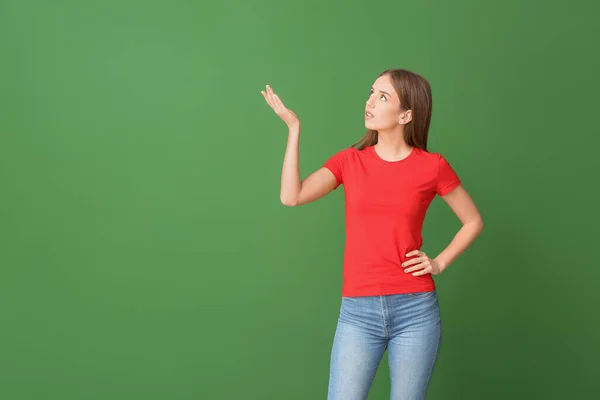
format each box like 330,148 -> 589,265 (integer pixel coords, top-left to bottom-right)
404,184 -> 484,276
433,184 -> 484,272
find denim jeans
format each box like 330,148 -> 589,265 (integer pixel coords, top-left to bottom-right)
327,290 -> 442,400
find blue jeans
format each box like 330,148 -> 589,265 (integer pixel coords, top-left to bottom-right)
327,290 -> 442,400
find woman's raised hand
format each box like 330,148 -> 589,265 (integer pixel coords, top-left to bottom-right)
261,85 -> 300,129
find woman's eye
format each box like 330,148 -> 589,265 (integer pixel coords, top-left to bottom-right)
369,90 -> 386,101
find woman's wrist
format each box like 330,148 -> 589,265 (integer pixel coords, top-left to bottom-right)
287,123 -> 300,134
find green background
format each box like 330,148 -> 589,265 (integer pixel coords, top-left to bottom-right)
1,0 -> 598,399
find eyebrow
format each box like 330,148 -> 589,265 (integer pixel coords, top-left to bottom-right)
371,87 -> 392,97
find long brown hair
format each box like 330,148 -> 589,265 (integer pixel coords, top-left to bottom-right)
352,68 -> 433,152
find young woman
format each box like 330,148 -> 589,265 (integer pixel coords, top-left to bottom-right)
261,68 -> 483,400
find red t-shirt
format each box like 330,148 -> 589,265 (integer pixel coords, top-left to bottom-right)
323,145 -> 461,297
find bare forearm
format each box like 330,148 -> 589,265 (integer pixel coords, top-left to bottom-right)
280,124 -> 301,205
434,220 -> 484,272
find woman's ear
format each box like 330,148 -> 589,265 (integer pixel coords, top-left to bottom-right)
399,109 -> 412,125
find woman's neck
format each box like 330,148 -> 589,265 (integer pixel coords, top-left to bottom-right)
375,131 -> 412,159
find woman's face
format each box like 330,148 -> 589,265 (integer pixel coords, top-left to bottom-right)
365,74 -> 409,130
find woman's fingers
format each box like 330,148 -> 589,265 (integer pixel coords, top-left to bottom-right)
261,90 -> 270,108
402,256 -> 425,268
273,95 -> 285,113
261,89 -> 269,105
269,86 -> 283,111
266,85 -> 275,106
261,84 -> 299,127
262,85 -> 279,112
404,262 -> 423,272
411,267 -> 431,277
263,85 -> 287,115
264,86 -> 274,107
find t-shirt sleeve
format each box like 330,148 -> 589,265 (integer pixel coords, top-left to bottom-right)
322,148 -> 348,190
436,154 -> 461,196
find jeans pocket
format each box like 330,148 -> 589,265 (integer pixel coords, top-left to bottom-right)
408,290 -> 436,298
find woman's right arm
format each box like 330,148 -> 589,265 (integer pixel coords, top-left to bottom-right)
280,125 -> 337,207
261,84 -> 337,207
